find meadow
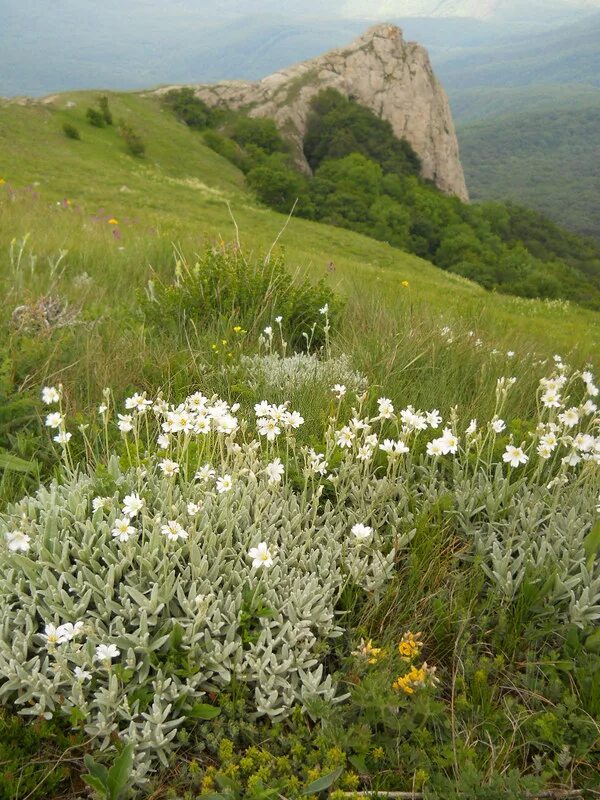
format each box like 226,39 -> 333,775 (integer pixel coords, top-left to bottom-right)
0,91 -> 599,799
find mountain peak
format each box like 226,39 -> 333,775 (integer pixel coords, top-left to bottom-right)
155,26 -> 468,200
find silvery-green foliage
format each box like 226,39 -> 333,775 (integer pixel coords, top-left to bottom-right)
0,451 -> 394,781
239,352 -> 367,395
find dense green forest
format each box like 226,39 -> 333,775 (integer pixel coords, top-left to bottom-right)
164,87 -> 600,309
457,97 -> 600,240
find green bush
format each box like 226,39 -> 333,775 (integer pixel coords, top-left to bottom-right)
231,116 -> 287,154
62,122 -> 81,140
98,95 -> 113,126
119,122 -> 145,157
163,87 -> 213,129
143,246 -> 339,351
203,129 -> 250,172
86,107 -> 105,128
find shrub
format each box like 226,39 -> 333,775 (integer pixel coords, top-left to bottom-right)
119,123 -> 145,157
62,122 -> 81,140
98,95 -> 113,126
203,129 -> 250,172
86,107 -> 105,128
163,87 -> 212,130
142,246 -> 340,351
231,117 -> 287,154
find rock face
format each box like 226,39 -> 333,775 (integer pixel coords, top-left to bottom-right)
159,24 -> 468,201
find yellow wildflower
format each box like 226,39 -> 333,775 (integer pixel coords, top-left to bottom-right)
401,280 -> 409,288
108,218 -> 119,225
0,178 -> 5,186
352,637 -> 385,664
233,326 -> 242,333
398,630 -> 423,661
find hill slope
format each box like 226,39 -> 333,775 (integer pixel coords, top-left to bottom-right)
0,91 -> 598,359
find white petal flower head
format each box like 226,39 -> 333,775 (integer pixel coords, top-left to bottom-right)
257,417 -> 280,441
491,418 -> 506,434
541,389 -> 562,409
42,386 -> 60,405
98,403 -> 108,415
5,530 -> 30,552
45,412 -> 64,429
254,401 -> 272,418
161,520 -> 189,542
285,410 -> 304,429
377,397 -> 394,419
333,384 -> 347,399
379,439 -> 396,454
117,414 -> 134,433
159,458 -> 180,477
357,445 -> 374,461
320,304 -> 329,315
122,493 -> 144,518
275,315 -> 282,323
216,474 -> 233,493
558,408 -> 579,429
503,445 -> 529,468
427,438 -> 444,457
562,451 -> 581,467
351,523 -> 373,541
394,440 -> 410,454
57,621 -> 84,642
466,419 -> 478,436
95,643 -> 120,663
112,518 -> 136,543
74,666 -> 92,682
195,464 -> 216,482
336,426 -> 355,448
537,443 -> 553,459
248,541 -> 274,569
42,623 -> 70,647
426,410 -> 442,429
157,433 -> 170,449
54,431 -> 72,445
439,428 -> 459,455
92,496 -> 111,512
265,458 -> 285,485
187,502 -> 201,515
264,326 -> 273,337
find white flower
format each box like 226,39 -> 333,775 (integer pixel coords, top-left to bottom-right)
159,459 -> 180,477
275,315 -> 282,323
307,449 -> 327,475
491,418 -> 506,434
336,426 -> 355,448
42,623 -> 70,647
264,326 -> 273,337
57,621 -> 84,641
54,431 -> 72,444
125,392 -> 152,414
98,403 -> 108,415
216,474 -> 233,493
42,386 -> 60,405
248,541 -> 274,569
540,432 -> 558,449
187,502 -> 201,515
195,464 -> 215,482
254,401 -> 272,418
581,400 -> 597,416
258,417 -> 281,441
357,445 -> 374,461
394,440 -> 409,454
351,523 -> 373,541
427,439 -> 444,456
537,443 -> 553,459
332,384 -> 346,399
319,304 -> 329,315
285,410 -> 304,429
194,416 -> 211,435
161,520 -> 189,542
265,458 -> 285,484
379,439 -> 396,454
558,408 -> 579,428
503,445 -> 529,468
562,451 -> 581,467
157,433 -> 170,449
377,397 -> 394,419
74,666 -> 92,681
92,496 -> 111,512
466,419 -> 477,436
117,414 -> 134,433
95,643 -> 120,662
574,433 -> 594,452
45,412 -> 64,429
507,351 -> 515,358
426,410 -> 442,429
5,530 -> 30,552
112,518 -> 136,543
439,428 -> 459,455
122,493 -> 144,518
541,389 -> 562,409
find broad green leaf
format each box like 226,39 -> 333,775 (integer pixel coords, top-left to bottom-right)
584,521 -> 600,565
0,451 -> 37,473
302,766 -> 344,794
83,754 -> 109,785
106,743 -> 135,798
82,774 -> 108,796
189,703 -> 221,720
585,628 -> 600,653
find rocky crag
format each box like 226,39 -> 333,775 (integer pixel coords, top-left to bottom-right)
157,24 -> 468,201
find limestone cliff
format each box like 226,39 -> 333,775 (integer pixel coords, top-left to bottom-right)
157,24 -> 468,201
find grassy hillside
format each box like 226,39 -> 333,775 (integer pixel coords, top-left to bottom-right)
1,89 -> 600,799
457,95 -> 600,238
1,92 -> 598,362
